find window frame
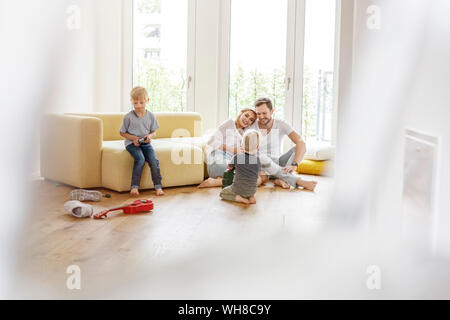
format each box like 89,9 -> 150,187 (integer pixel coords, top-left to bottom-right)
218,0 -> 341,144
123,0 -> 197,113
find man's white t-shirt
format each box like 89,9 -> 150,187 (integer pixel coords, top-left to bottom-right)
250,119 -> 294,159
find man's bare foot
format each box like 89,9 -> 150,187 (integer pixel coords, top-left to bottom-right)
235,195 -> 250,204
130,188 -> 139,197
274,179 -> 290,189
198,177 -> 222,188
258,174 -> 269,187
248,196 -> 256,204
156,188 -> 165,196
296,179 -> 318,191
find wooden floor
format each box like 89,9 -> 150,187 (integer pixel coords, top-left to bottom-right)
15,175 -> 334,299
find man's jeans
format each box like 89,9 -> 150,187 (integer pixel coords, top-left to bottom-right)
275,146 -> 296,167
260,147 -> 299,187
126,143 -> 162,190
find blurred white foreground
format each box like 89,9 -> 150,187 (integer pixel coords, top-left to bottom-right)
1,0 -> 450,299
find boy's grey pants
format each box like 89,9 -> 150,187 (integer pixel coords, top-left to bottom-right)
260,147 -> 299,187
220,186 -> 253,202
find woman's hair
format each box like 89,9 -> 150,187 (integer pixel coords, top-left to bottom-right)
235,108 -> 257,127
130,86 -> 149,100
242,129 -> 260,154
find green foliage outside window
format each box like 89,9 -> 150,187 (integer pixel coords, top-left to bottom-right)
228,64 -> 285,121
133,59 -> 332,140
133,58 -> 186,112
137,0 -> 161,14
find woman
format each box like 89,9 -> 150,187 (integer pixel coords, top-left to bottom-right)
198,108 -> 257,188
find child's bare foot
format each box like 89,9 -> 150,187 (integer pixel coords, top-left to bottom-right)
296,179 -> 318,191
198,177 -> 222,188
235,195 -> 250,204
249,196 -> 256,204
156,188 -> 165,196
130,188 -> 140,197
274,179 -> 290,189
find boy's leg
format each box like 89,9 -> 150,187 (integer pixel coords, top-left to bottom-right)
126,144 -> 146,191
220,186 -> 249,204
141,144 -> 163,190
219,186 -> 237,202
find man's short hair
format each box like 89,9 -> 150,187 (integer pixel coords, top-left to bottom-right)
254,97 -> 273,111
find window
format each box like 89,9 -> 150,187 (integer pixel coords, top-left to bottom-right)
228,0 -> 288,120
301,0 -> 337,142
133,0 -> 189,112
223,0 -> 338,142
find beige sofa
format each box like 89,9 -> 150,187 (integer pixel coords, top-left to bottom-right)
40,112 -> 206,192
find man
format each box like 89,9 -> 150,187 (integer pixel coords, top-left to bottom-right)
250,97 -> 317,191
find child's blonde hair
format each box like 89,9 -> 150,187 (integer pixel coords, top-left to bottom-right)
130,86 -> 149,100
242,129 -> 260,154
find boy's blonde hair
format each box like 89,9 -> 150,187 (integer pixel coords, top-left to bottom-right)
130,86 -> 149,100
242,129 -> 260,154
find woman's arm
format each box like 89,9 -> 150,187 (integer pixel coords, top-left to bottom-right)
207,120 -> 232,152
221,144 -> 238,155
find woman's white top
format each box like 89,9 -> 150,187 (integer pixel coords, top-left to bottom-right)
206,119 -> 244,155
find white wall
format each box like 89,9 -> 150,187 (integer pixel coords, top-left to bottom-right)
93,0 -> 124,112
193,0 -> 221,131
337,0 -> 450,255
48,0 -> 123,114
400,1 -> 450,255
49,0 -> 223,131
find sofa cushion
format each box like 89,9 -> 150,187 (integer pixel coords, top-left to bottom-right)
304,143 -> 336,161
67,113 -> 125,141
153,112 -> 202,139
157,136 -> 207,151
67,112 -> 203,141
101,140 -> 204,192
297,159 -> 333,176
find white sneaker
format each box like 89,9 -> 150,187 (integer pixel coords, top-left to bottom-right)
64,200 -> 93,218
70,189 -> 102,202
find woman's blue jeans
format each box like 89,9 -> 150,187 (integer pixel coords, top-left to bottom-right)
126,143 -> 162,190
206,150 -> 233,179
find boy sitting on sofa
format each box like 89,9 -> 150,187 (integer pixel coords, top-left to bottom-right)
120,87 -> 164,197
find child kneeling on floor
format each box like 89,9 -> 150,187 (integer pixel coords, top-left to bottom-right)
120,86 -> 164,197
220,130 -> 261,205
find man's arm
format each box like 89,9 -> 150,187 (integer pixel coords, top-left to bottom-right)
284,131 -> 306,173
